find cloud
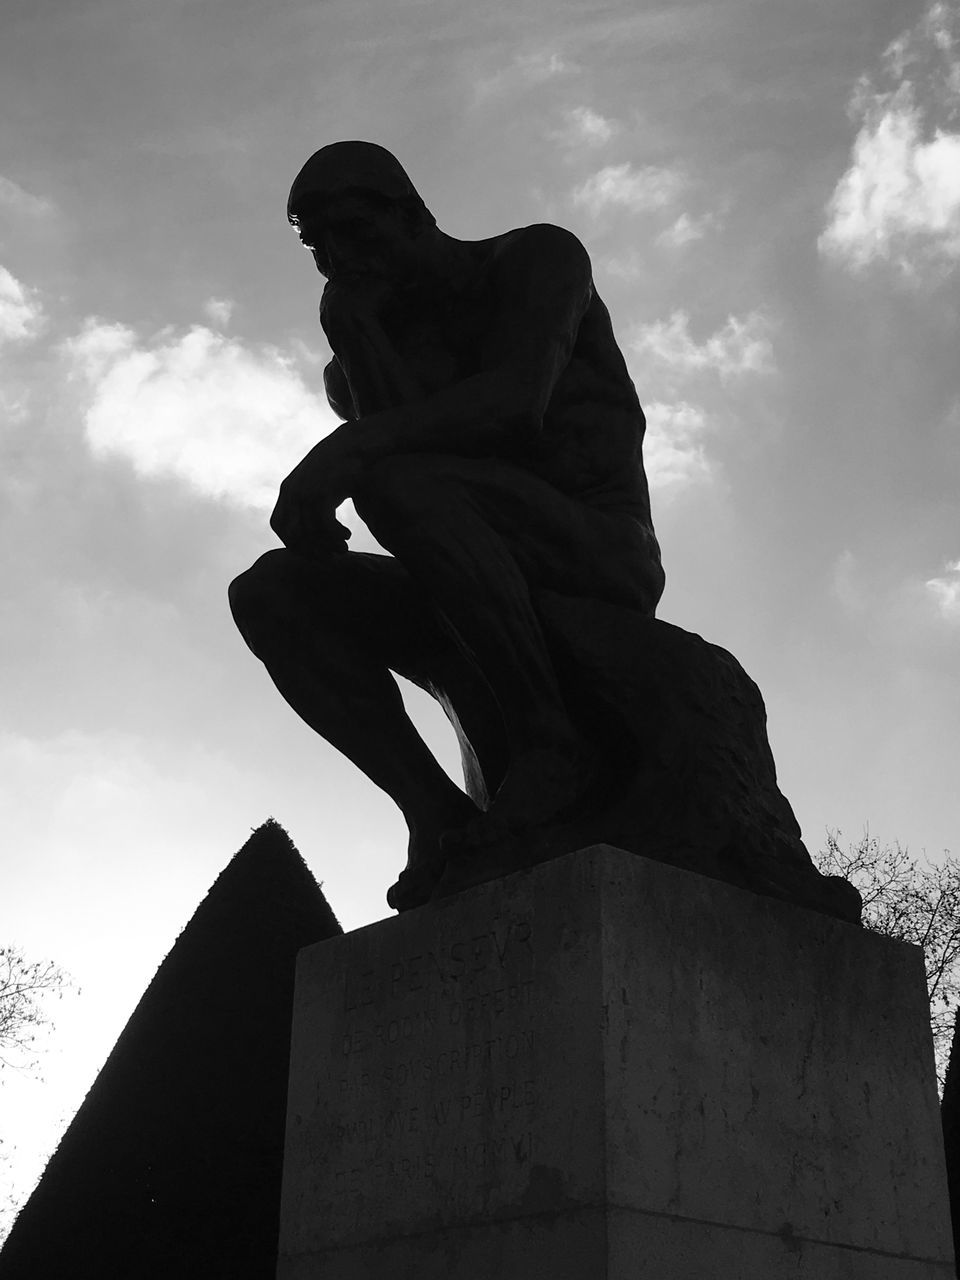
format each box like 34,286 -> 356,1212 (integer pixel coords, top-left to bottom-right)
553,106 -> 617,150
820,1 -> 960,274
629,309 -> 774,383
474,50 -> 574,102
203,297 -> 234,328
882,0 -> 960,87
599,250 -> 647,281
926,558 -> 960,620
655,210 -> 717,248
820,90 -> 960,270
0,175 -> 55,220
0,265 -> 44,344
643,400 -> 714,495
515,50 -> 571,81
571,162 -> 685,217
64,319 -> 339,510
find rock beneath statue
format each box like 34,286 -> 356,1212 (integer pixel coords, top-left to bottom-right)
434,595 -> 861,926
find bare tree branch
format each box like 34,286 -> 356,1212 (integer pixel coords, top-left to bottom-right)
816,832 -> 960,1090
0,946 -> 73,1076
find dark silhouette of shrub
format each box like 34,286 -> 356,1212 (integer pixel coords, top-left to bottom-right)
0,819 -> 340,1278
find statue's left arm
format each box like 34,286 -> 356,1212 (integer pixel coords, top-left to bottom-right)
271,225 -> 592,551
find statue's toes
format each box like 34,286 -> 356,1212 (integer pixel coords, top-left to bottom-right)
386,863 -> 440,912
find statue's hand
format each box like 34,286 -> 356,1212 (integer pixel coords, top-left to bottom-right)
320,274 -> 394,343
319,276 -> 420,417
270,427 -> 362,557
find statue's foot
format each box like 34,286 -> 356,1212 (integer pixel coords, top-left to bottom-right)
431,740 -> 597,900
431,824 -> 532,899
386,791 -> 480,912
386,863 -> 440,912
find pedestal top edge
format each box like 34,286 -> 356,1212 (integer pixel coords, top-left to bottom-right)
296,843 -> 897,964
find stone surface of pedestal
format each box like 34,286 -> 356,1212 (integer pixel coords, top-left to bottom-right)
277,846 -> 954,1278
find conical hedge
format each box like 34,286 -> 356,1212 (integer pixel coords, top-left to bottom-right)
0,819 -> 341,1279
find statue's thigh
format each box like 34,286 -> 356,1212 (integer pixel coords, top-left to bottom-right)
287,549 -> 452,676
333,551 -> 508,798
422,457 -> 646,603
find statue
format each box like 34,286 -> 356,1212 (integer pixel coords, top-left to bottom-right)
229,141 -> 861,924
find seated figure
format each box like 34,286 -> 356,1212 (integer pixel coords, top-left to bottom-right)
229,141 -> 859,924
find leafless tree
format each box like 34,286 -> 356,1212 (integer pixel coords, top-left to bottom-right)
815,832 -> 960,1089
0,945 -> 71,1076
0,947 -> 74,1244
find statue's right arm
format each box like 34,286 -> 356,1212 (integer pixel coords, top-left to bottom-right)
337,225 -> 593,463
321,281 -> 423,416
323,357 -> 355,419
272,229 -> 589,550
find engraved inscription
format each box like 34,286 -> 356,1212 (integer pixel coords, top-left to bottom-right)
342,919 -> 534,1012
325,915 -> 539,1209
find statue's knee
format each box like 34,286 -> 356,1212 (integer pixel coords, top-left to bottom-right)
228,549 -> 290,648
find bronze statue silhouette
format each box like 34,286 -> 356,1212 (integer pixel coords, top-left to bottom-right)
229,141 -> 860,924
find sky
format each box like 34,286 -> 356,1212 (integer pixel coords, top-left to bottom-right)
2,0 -> 959,1229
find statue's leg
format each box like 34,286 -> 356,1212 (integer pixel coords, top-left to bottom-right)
353,454 -> 660,837
228,547 -> 495,889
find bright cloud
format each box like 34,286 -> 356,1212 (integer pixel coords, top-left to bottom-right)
821,1 -> 960,274
926,559 -> 960,620
643,400 -> 713,495
571,162 -> 685,217
65,320 -> 339,510
554,106 -> 617,149
0,265 -> 44,344
0,175 -> 55,220
820,90 -> 960,270
629,309 -> 774,383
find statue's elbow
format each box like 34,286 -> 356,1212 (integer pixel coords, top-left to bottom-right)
516,402 -> 543,440
510,380 -> 548,439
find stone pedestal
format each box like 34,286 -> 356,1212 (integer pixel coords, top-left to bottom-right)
277,847 -> 954,1278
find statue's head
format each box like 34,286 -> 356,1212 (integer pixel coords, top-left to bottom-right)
287,141 -> 436,280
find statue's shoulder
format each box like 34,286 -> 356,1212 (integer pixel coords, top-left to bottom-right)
480,224 -> 593,298
486,222 -> 591,268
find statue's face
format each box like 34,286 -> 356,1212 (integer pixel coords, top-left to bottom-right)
292,189 -> 421,283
